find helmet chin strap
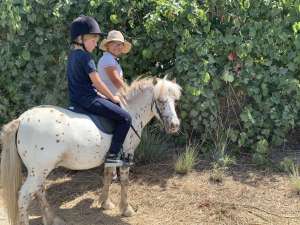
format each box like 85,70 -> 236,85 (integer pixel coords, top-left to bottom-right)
72,35 -> 88,52
95,43 -> 100,56
81,35 -> 88,52
72,35 -> 102,56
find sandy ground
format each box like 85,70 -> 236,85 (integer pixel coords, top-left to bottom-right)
0,198 -> 8,225
0,160 -> 300,225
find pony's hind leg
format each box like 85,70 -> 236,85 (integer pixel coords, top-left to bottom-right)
119,166 -> 135,217
100,167 -> 115,210
18,174 -> 45,225
37,186 -> 66,225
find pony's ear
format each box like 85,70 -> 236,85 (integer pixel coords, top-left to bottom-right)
153,77 -> 158,85
171,78 -> 176,83
163,74 -> 168,80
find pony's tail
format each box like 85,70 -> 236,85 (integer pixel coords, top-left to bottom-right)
0,119 -> 22,225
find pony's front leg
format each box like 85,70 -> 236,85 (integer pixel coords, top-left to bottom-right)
119,166 -> 135,217
37,186 -> 66,225
100,167 -> 115,210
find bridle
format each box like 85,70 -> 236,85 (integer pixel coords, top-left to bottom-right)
151,97 -> 164,122
130,96 -> 164,141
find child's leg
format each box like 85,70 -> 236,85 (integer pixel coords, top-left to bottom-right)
85,97 -> 132,156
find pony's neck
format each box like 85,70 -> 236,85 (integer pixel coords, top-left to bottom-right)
121,80 -> 156,154
126,88 -> 155,131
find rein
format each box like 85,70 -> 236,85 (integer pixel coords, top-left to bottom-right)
130,124 -> 141,140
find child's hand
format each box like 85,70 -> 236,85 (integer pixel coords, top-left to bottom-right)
111,95 -> 121,104
119,95 -> 128,106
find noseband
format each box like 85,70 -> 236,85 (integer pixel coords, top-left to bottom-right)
131,97 -> 164,141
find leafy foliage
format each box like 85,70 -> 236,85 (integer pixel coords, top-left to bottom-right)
2,1 -> 300,158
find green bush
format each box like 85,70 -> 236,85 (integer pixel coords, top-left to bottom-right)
134,126 -> 169,164
2,0 -> 300,159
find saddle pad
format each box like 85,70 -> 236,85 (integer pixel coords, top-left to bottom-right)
68,106 -> 116,134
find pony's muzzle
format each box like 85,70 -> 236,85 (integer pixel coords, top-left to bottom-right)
167,119 -> 180,133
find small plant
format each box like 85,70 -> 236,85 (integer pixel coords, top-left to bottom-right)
208,118 -> 235,170
278,158 -> 300,194
134,126 -> 169,164
280,157 -> 295,173
209,163 -> 225,183
175,144 -> 198,174
289,162 -> 300,195
252,139 -> 269,166
217,154 -> 235,169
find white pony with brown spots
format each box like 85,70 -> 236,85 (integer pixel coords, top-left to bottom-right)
0,77 -> 181,225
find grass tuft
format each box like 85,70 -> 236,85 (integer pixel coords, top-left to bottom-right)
175,144 -> 198,174
209,163 -> 225,183
289,162 -> 300,195
134,126 -> 169,164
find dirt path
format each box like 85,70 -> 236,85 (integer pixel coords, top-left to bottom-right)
1,161 -> 300,225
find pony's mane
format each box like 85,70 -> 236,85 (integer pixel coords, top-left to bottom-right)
119,77 -> 154,101
119,76 -> 182,102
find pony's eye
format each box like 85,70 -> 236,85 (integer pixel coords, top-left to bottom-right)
157,99 -> 167,104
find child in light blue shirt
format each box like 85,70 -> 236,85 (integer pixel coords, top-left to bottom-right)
97,30 -> 132,95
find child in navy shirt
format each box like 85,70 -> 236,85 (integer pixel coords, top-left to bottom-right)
67,16 -> 132,164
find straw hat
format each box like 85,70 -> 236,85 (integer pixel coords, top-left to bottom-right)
100,30 -> 132,54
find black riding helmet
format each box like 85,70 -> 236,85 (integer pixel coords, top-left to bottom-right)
70,15 -> 105,50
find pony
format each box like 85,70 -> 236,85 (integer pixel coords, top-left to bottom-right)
0,77 -> 182,225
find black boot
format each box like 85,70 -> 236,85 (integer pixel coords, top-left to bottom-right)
123,153 -> 134,166
105,152 -> 123,167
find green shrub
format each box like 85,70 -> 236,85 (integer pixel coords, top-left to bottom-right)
134,126 -> 169,164
2,0 -> 300,161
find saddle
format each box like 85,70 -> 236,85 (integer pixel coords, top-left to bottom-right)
68,106 -> 116,134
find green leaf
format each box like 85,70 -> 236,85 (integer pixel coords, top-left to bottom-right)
202,72 -> 210,83
142,49 -> 152,59
212,79 -> 221,90
222,70 -> 234,83
35,37 -> 43,45
110,14 -> 119,24
22,50 -> 31,61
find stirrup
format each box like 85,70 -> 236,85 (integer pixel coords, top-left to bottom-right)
104,159 -> 134,168
104,160 -> 125,168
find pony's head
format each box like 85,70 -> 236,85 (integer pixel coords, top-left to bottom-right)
152,77 -> 182,133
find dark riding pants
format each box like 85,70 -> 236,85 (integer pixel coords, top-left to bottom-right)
85,97 -> 132,155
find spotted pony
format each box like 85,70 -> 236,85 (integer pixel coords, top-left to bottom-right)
0,77 -> 182,225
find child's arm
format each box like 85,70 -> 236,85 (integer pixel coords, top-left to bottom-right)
89,71 -> 121,104
104,67 -> 125,90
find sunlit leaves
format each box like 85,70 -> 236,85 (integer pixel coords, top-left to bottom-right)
222,70 -> 234,83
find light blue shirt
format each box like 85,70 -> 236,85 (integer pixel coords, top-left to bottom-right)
97,52 -> 123,95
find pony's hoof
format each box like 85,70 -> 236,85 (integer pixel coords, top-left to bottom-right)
101,200 -> 115,210
122,205 -> 135,217
53,216 -> 66,225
